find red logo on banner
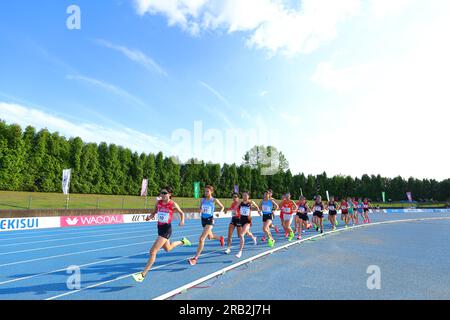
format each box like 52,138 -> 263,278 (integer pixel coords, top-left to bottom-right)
60,215 -> 124,227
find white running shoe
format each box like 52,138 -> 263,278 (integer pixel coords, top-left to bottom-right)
253,237 -> 257,245
236,251 -> 242,258
225,248 -> 231,254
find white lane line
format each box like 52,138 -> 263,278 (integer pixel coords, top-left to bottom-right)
0,225 -> 201,255
45,233 -> 237,300
0,241 -> 153,268
152,216 -> 450,300
0,216 -> 217,242
0,228 -> 152,248
0,222 -> 153,242
0,225 -> 230,286
0,234 -> 153,256
0,221 -> 150,237
0,220 -> 233,268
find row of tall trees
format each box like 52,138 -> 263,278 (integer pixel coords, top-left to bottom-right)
1,121 -> 449,201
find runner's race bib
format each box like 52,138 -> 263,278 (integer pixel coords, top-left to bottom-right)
298,207 -> 305,213
157,212 -> 170,224
262,205 -> 271,213
231,210 -> 238,217
314,206 -> 322,212
201,205 -> 212,215
329,205 -> 335,211
283,207 -> 291,213
240,207 -> 250,216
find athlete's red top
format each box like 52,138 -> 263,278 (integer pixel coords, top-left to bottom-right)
281,200 -> 294,215
156,200 -> 174,225
363,201 -> 370,209
340,201 -> 348,213
228,201 -> 240,218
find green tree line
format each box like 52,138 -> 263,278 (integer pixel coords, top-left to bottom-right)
0,121 -> 449,201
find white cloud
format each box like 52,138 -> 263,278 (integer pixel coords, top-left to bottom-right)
369,0 -> 412,19
66,74 -> 151,111
259,90 -> 268,97
96,39 -> 167,76
0,102 -> 170,155
134,0 -> 209,35
311,62 -> 375,93
202,105 -> 235,130
301,8 -> 450,180
134,0 -> 361,56
280,113 -> 301,126
199,81 -> 230,106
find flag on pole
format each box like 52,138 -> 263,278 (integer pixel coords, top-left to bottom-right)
140,179 -> 148,197
406,192 -> 413,203
326,190 -> 330,202
382,191 -> 386,203
62,169 -> 71,195
300,188 -> 303,197
194,182 -> 200,199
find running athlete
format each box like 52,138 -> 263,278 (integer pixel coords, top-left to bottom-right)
266,189 -> 281,235
357,198 -> 364,222
339,197 -> 350,228
260,190 -> 279,248
362,198 -> 372,223
132,187 -> 191,282
188,185 -> 225,266
327,196 -> 338,231
312,195 -> 325,234
280,192 -> 298,241
347,197 -> 356,225
352,197 -> 359,225
295,196 -> 311,240
236,191 -> 261,258
224,193 -> 242,254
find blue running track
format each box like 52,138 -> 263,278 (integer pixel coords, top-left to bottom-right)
0,212 -> 449,300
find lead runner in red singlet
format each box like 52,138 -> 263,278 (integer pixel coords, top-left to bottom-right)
132,187 -> 191,283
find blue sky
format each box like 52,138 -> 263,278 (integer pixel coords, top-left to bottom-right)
1,0 -> 449,180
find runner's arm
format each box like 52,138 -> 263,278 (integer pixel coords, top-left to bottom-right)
173,201 -> 185,226
272,200 -> 279,210
292,200 -> 298,212
146,204 -> 158,221
215,198 -> 225,213
252,201 -> 261,216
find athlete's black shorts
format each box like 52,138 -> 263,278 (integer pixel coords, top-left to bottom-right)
157,223 -> 172,240
314,212 -> 324,219
297,213 -> 309,221
262,214 -> 272,222
363,208 -> 369,213
341,211 -> 349,215
240,216 -> 252,226
329,210 -> 337,216
201,217 -> 214,227
230,217 -> 242,227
